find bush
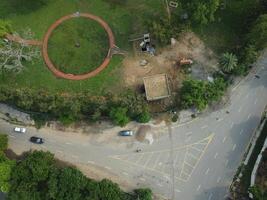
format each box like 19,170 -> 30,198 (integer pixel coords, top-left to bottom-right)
0,134 -> 8,151
247,14 -> 267,50
136,111 -> 151,123
180,78 -> 227,110
109,107 -> 129,127
134,188 -> 152,200
240,44 -> 258,65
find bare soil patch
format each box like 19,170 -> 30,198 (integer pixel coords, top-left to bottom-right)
123,31 -> 218,90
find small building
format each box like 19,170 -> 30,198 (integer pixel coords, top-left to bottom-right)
143,74 -> 171,101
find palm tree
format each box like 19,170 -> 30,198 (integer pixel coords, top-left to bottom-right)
219,52 -> 238,73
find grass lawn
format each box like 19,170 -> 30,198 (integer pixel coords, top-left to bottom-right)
0,0 -> 260,95
0,0 -> 165,94
48,17 -> 109,75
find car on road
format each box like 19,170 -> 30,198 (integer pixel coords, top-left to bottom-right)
14,127 -> 26,133
29,136 -> 44,144
119,130 -> 133,136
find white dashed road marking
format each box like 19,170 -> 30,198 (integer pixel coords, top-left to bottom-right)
157,183 -> 163,187
218,118 -> 224,122
216,177 -> 221,183
175,189 -> 181,193
205,168 -> 210,175
222,137 -> 226,143
214,153 -> 218,159
140,178 -> 146,182
248,114 -> 251,120
104,166 -> 111,170
197,185 -> 201,191
87,161 -> 95,164
231,122 -> 234,128
238,106 -> 242,113
201,125 -> 208,129
208,193 -> 213,200
232,144 -> 236,151
240,129 -> 244,135
122,172 -> 128,176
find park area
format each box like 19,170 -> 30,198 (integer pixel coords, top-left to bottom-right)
0,0 -> 265,121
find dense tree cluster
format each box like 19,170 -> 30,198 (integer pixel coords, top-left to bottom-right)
0,87 -> 150,127
247,14 -> 267,50
180,78 -> 227,110
8,150 -> 152,200
0,134 -> 15,193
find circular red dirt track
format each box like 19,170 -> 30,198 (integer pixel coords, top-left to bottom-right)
42,13 -> 115,80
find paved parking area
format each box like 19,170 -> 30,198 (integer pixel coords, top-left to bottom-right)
111,135 -> 213,182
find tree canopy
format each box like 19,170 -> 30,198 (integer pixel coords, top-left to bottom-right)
183,0 -> 220,25
180,78 -> 227,110
7,150 -> 152,200
248,14 -> 267,50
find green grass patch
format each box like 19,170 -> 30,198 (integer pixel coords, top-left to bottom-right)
48,17 -> 109,75
0,0 -> 165,95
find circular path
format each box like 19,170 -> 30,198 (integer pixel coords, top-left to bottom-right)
5,13 -> 116,80
42,13 -> 115,80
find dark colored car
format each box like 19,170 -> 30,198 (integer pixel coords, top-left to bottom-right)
30,136 -> 44,144
119,130 -> 133,136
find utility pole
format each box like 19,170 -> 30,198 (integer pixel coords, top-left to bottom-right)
164,0 -> 171,21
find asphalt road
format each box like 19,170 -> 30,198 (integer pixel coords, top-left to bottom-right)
0,52 -> 266,200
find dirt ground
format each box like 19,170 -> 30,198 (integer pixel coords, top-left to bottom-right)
123,31 -> 218,91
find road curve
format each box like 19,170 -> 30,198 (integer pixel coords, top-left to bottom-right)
0,51 -> 266,200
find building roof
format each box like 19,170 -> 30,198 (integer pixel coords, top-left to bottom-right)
143,74 -> 171,101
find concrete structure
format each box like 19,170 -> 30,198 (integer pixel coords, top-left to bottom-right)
143,74 -> 171,101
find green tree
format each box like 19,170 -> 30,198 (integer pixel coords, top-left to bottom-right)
0,19 -> 12,38
109,107 -> 129,127
248,14 -> 267,50
0,134 -> 8,151
185,0 -> 220,25
249,185 -> 267,200
0,152 -> 15,192
180,79 -> 208,110
240,44 -> 258,65
97,179 -> 122,200
180,78 -> 227,110
136,111 -> 151,123
134,188 -> 152,200
55,167 -> 88,200
8,151 -> 54,199
219,52 -> 238,73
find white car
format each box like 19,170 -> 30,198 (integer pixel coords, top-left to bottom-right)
14,127 -> 26,133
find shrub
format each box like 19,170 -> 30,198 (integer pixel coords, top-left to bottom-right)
109,107 -> 129,127
240,44 -> 258,65
0,134 -> 8,151
247,14 -> 267,50
136,111 -> 151,123
134,188 -> 152,200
